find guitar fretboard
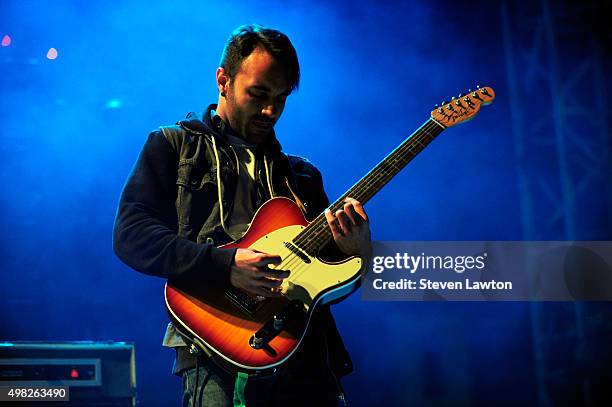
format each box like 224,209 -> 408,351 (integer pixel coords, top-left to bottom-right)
293,118 -> 445,255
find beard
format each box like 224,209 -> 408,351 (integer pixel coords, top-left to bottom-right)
225,90 -> 274,144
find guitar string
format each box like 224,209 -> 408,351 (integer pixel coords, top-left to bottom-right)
277,120 -> 444,284
252,119 -> 441,309
280,120 -> 442,283
292,121 -> 441,264
227,116 -> 454,327
294,119 -> 442,253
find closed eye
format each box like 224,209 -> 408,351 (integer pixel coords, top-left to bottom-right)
248,90 -> 266,98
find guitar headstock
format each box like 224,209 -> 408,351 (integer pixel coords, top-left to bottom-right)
430,85 -> 495,128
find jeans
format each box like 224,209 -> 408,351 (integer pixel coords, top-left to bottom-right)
181,356 -> 342,407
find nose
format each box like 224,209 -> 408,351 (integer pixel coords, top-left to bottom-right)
261,98 -> 282,120
261,102 -> 276,119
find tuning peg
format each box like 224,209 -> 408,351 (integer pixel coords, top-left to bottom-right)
458,93 -> 464,98
434,104 -> 439,108
476,84 -> 481,89
468,89 -> 472,93
465,96 -> 475,108
451,96 -> 456,101
441,100 -> 446,105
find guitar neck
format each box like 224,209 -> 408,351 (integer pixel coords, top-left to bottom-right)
294,118 -> 445,254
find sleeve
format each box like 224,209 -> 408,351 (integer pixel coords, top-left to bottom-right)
112,130 -> 236,283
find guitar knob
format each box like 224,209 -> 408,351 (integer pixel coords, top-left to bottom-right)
250,335 -> 264,349
273,315 -> 285,330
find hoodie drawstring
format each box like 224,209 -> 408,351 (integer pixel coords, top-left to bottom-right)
210,135 -> 230,235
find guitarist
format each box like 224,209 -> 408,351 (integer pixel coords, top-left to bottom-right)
113,24 -> 372,406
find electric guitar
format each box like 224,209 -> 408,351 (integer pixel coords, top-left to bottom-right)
165,86 -> 496,373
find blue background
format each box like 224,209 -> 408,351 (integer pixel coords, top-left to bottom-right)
1,0 -> 611,405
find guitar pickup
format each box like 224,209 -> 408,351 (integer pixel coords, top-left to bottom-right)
284,242 -> 311,263
249,300 -> 305,351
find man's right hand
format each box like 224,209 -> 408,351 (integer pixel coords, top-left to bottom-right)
230,248 -> 289,297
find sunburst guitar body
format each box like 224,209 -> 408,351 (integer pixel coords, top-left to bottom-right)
165,197 -> 362,372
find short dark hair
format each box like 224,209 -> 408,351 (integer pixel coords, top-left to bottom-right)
219,24 -> 300,92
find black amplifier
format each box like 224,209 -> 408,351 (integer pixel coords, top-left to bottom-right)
0,341 -> 136,406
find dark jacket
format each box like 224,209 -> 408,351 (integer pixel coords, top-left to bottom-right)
113,105 -> 352,377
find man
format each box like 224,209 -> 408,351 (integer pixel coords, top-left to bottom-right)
113,24 -> 371,406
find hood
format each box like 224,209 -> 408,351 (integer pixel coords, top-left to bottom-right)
177,104 -> 283,157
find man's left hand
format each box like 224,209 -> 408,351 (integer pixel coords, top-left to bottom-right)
325,197 -> 372,259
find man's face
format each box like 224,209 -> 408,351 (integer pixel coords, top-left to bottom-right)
219,47 -> 291,144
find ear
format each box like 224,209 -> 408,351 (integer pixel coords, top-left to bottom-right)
216,67 -> 230,97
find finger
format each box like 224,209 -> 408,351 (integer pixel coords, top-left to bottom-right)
345,197 -> 368,222
336,209 -> 352,235
257,277 -> 284,289
256,267 -> 290,280
253,254 -> 282,267
325,209 -> 342,240
343,202 -> 359,225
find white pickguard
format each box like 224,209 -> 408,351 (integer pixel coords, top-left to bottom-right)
248,225 -> 363,309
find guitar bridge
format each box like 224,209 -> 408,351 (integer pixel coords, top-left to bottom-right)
225,287 -> 266,315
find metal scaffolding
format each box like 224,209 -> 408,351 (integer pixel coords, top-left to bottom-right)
501,0 -> 611,405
